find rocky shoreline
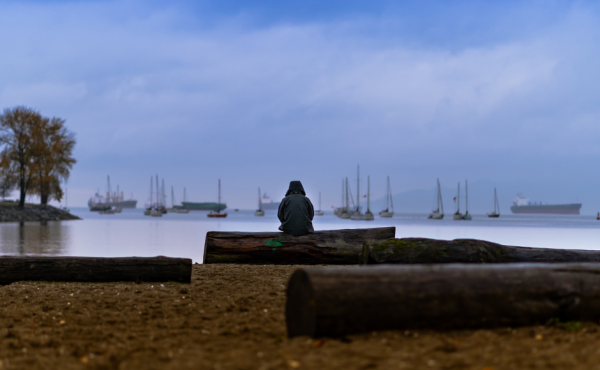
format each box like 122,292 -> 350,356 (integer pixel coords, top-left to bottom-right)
0,203 -> 81,222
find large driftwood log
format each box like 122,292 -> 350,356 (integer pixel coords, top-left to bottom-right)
364,238 -> 600,264
203,227 -> 396,264
0,256 -> 192,284
286,263 -> 600,337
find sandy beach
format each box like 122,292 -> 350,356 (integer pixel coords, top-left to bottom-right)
0,264 -> 598,369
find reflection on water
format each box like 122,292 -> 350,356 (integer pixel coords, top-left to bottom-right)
0,208 -> 598,263
0,221 -> 69,256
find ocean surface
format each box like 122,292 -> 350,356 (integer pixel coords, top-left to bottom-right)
0,207 -> 599,263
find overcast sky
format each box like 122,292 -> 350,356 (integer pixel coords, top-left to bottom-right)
1,0 -> 600,212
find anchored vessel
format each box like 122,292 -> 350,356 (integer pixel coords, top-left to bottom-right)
259,193 -> 280,210
207,180 -> 227,218
379,176 -> 394,218
314,192 -> 324,216
510,194 -> 582,215
254,187 -> 265,217
487,187 -> 500,218
89,176 -> 137,211
428,179 -> 444,219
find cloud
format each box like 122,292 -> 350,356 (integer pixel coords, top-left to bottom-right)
0,1 -> 599,208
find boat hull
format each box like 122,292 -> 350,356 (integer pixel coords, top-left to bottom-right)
88,200 -> 137,210
207,212 -> 227,218
182,202 -> 227,211
510,204 -> 581,215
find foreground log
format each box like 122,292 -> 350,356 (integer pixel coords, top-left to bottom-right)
203,227 -> 395,264
0,256 -> 192,284
364,238 -> 600,264
286,263 -> 600,337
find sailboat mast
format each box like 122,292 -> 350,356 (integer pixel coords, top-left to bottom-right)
218,179 -> 221,212
171,186 -> 175,208
457,182 -> 460,212
319,191 -> 321,211
150,177 -> 153,208
156,175 -> 159,208
386,176 -> 390,209
466,180 -> 468,213
345,178 -> 349,212
258,187 -> 262,210
367,176 -> 370,212
356,165 -> 360,213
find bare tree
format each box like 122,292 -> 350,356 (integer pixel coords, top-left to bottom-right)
0,107 -> 43,208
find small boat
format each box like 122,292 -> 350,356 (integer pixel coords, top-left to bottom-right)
207,179 -> 228,218
254,187 -> 265,216
453,182 -> 464,220
167,186 -> 190,213
350,166 -> 366,221
487,187 -> 500,218
99,207 -> 116,215
314,192 -> 324,216
62,187 -> 70,212
351,172 -> 374,221
150,208 -> 163,217
379,176 -> 394,218
597,212 -> 600,220
462,180 -> 472,220
234,209 -> 239,212
428,179 -> 444,219
335,178 -> 353,219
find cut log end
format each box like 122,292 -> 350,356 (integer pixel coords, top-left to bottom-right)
286,270 -> 316,337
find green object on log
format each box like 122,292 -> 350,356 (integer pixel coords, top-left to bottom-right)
0,256 -> 192,284
203,227 -> 396,264
363,238 -> 600,264
286,263 -> 600,337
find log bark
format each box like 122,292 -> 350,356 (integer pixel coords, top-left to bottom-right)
286,263 -> 600,337
203,227 -> 396,264
0,256 -> 192,284
364,238 -> 600,264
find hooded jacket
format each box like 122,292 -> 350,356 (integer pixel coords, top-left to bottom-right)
278,181 -> 314,236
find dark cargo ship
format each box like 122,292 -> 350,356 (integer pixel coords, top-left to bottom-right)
510,194 -> 581,215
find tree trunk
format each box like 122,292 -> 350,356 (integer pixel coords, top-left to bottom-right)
19,177 -> 25,208
364,238 -> 600,264
286,263 -> 600,337
0,256 -> 192,284
203,227 -> 396,264
40,192 -> 49,206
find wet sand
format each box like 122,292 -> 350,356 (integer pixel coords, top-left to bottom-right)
0,264 -> 598,369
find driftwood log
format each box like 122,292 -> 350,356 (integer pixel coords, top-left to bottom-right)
286,263 -> 600,337
0,256 -> 192,284
363,238 -> 600,264
203,227 -> 396,264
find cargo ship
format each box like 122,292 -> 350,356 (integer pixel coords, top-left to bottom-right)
260,192 -> 280,210
181,202 -> 227,211
510,194 -> 581,215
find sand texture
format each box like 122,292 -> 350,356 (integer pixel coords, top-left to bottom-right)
0,264 -> 598,369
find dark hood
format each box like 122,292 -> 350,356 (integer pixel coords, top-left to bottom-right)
285,181 -> 306,196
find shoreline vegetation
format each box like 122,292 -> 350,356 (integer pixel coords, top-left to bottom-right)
0,201 -> 80,222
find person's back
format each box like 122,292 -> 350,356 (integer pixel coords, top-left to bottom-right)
278,181 -> 314,236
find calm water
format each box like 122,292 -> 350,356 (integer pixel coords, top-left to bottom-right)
0,208 -> 599,263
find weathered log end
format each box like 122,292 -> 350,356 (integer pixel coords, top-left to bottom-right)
286,269 -> 317,337
0,256 -> 193,284
203,227 -> 396,265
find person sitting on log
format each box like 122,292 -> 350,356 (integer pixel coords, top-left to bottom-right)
278,181 -> 314,236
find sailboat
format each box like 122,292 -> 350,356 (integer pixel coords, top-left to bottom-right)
150,176 -> 163,217
487,187 -> 500,218
315,192 -> 324,216
462,180 -> 472,220
379,176 -> 394,218
100,176 -> 116,215
336,178 -> 352,219
207,179 -> 228,218
453,182 -> 464,220
363,176 -> 374,220
144,177 -> 153,216
254,187 -> 265,216
351,165 -> 366,220
167,186 -> 189,213
428,179 -> 444,219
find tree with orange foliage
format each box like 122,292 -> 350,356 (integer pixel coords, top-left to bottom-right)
0,107 -> 76,207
